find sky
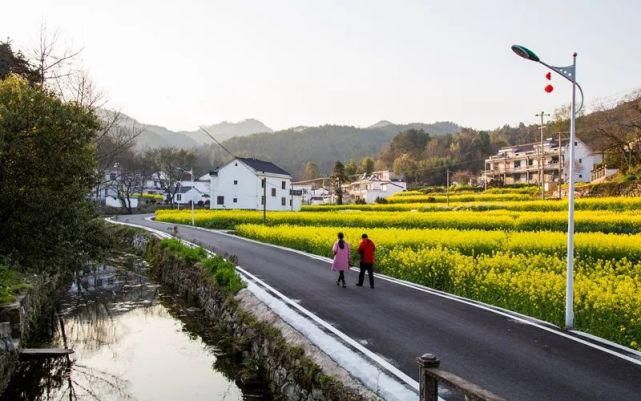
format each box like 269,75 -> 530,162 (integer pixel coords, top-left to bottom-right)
2,0 -> 641,132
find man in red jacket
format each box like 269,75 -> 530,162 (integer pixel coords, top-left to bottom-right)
356,233 -> 376,289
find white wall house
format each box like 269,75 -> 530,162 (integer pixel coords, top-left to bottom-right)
484,138 -> 602,186
210,158 -> 302,211
344,170 -> 407,203
91,169 -> 139,209
176,173 -> 211,205
291,184 -> 332,205
173,186 -> 203,205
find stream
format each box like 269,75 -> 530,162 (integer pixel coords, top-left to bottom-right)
1,254 -> 272,401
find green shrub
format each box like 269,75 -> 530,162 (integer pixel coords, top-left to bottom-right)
158,239 -> 245,294
0,265 -> 31,304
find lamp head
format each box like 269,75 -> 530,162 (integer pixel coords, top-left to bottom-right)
511,45 -> 540,62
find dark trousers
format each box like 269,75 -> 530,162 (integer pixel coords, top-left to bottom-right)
358,262 -> 374,288
337,271 -> 345,284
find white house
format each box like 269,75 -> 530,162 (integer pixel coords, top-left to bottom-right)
210,158 -> 302,211
291,184 -> 332,205
176,173 -> 211,205
91,169 -> 139,209
484,137 -> 602,186
344,170 -> 407,203
173,186 -> 203,205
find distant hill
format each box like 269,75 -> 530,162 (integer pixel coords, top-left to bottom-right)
97,110 -> 198,150
180,119 -> 274,145
98,110 -> 272,150
372,121 -> 462,137
212,121 -> 462,175
98,109 -> 461,175
368,120 -> 395,129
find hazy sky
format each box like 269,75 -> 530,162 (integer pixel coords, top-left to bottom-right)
2,0 -> 641,131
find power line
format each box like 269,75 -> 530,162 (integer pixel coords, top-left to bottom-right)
198,126 -> 289,193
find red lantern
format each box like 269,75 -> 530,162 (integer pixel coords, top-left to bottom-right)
545,72 -> 552,80
545,84 -> 554,93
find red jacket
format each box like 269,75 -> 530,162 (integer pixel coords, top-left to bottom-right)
357,239 -> 376,264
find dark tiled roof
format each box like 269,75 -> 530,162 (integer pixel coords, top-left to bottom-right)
176,186 -> 194,194
238,157 -> 291,176
513,144 -> 534,153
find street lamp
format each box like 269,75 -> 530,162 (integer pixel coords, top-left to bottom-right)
511,45 -> 584,329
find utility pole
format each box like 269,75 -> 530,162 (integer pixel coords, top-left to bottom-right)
262,177 -> 267,224
483,162 -> 487,191
446,169 -> 450,207
558,132 -> 563,199
190,168 -> 195,226
535,111 -> 550,199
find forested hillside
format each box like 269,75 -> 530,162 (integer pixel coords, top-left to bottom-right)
197,121 -> 461,175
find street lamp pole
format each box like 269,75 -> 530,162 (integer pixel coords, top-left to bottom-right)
511,45 -> 583,329
565,53 -> 578,329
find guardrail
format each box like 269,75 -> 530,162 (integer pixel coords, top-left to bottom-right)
417,353 -> 505,401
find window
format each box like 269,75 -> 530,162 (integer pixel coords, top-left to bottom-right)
282,181 -> 286,189
261,179 -> 265,188
289,199 -> 292,206
271,188 -> 276,197
233,198 -> 237,203
574,141 -> 578,146
579,174 -> 583,178
281,197 -> 286,206
176,194 -> 182,201
234,180 -> 238,185
104,188 -> 108,197
261,196 -> 265,205
217,196 -> 224,205
579,158 -> 582,164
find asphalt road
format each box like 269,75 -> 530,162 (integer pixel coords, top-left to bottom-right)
125,214 -> 641,401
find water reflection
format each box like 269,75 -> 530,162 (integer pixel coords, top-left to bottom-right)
2,255 -> 271,401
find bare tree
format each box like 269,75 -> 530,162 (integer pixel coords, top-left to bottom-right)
583,92 -> 641,171
106,150 -> 145,214
33,24 -> 82,87
144,148 -> 196,205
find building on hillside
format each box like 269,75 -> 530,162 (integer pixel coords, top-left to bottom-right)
590,164 -> 619,183
484,138 -> 601,187
344,170 -> 407,203
210,157 -> 302,211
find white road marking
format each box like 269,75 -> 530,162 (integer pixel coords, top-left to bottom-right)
152,219 -> 641,366
107,217 -> 423,399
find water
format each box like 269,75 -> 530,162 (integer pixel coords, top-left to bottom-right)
2,255 -> 271,401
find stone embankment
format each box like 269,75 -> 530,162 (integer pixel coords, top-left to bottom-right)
0,272 -> 66,393
127,228 -> 379,401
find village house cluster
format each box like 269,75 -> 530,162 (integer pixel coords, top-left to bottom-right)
482,137 -> 614,189
92,156 -> 409,210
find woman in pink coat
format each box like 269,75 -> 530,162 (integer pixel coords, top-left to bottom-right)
332,232 -> 350,288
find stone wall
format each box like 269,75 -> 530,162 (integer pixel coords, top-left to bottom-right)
0,272 -> 67,394
137,233 -> 378,401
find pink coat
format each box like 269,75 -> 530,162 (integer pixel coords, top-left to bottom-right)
331,241 -> 350,271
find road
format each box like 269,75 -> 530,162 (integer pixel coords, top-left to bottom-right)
124,214 -> 641,401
